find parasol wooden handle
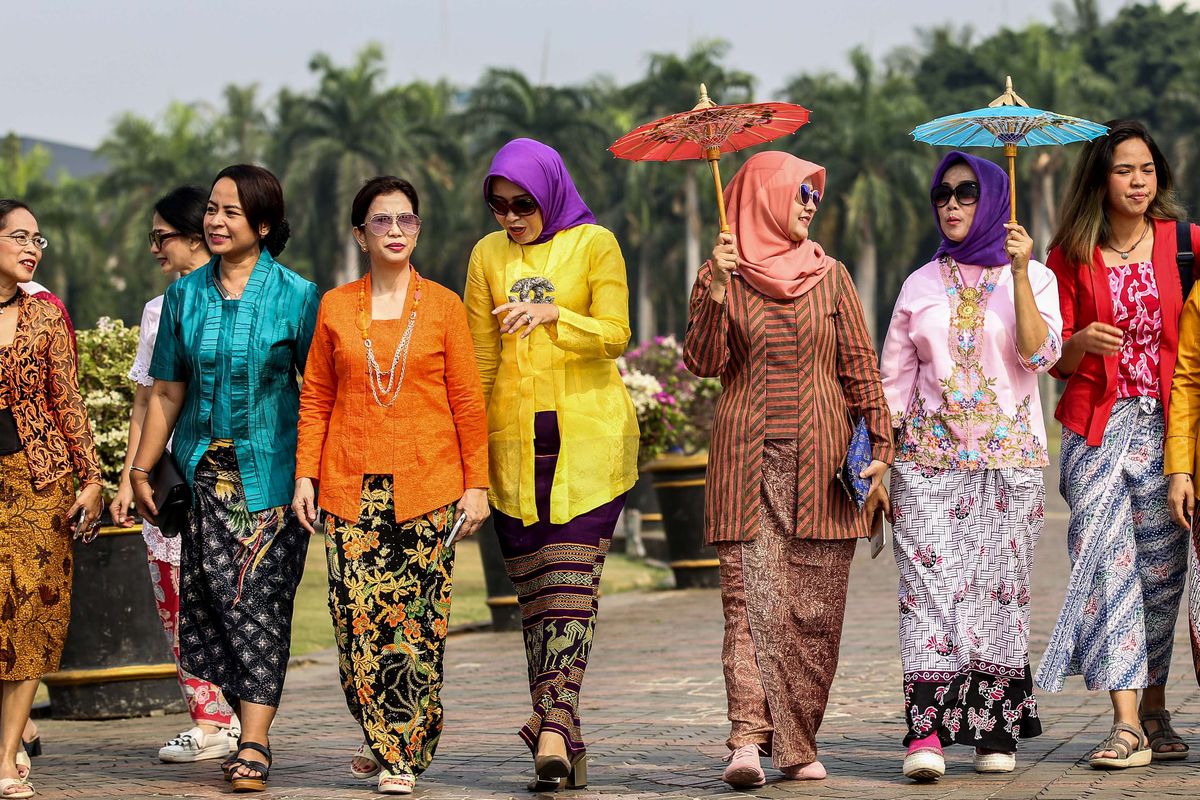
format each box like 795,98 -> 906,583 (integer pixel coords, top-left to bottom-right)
1004,143 -> 1017,224
706,146 -> 730,233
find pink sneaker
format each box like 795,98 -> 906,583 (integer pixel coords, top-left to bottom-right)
903,734 -> 944,782
723,744 -> 766,788
780,760 -> 827,780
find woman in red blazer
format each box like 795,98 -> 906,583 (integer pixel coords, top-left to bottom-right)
1036,120 -> 1197,768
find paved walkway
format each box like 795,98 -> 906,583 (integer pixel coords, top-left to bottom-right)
31,470 -> 1200,799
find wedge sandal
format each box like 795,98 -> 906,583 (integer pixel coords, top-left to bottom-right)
1088,722 -> 1151,770
0,777 -> 34,799
1139,708 -> 1190,761
229,741 -> 272,792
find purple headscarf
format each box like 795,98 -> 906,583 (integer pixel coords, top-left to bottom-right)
931,150 -> 1010,267
484,138 -> 596,244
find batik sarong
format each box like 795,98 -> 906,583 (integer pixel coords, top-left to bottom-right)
178,441 -> 309,707
1037,399 -> 1187,692
717,439 -> 856,768
892,461 -> 1044,751
493,411 -> 625,758
1190,517 -> 1200,685
325,476 -> 455,776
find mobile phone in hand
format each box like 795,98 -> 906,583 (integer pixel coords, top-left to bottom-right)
443,513 -> 467,548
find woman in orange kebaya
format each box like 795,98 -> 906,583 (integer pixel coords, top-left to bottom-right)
294,176 -> 489,796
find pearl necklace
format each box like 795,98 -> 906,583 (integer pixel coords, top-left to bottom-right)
357,271 -> 422,408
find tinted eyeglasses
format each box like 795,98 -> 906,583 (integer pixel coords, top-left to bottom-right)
931,181 -> 981,208
362,213 -> 422,236
487,194 -> 539,217
798,184 -> 822,208
148,230 -> 185,249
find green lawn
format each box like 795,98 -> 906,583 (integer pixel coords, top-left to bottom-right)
290,535 -> 669,656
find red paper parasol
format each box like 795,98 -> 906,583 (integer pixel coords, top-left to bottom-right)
609,84 -> 810,231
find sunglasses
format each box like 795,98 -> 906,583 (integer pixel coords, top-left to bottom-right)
362,213 -> 422,236
798,184 -> 822,208
148,230 -> 185,249
931,181 -> 981,208
487,194 -> 539,217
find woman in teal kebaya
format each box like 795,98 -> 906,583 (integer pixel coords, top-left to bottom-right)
131,165 -> 318,793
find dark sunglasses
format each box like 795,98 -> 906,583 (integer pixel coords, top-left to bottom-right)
799,184 -> 822,208
487,194 -> 539,217
148,230 -> 185,249
362,213 -> 422,236
931,181 -> 981,208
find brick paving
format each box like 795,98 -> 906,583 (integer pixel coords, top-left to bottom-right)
29,467 -> 1200,799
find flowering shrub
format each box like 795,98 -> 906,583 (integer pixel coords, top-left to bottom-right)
620,334 -> 722,461
76,317 -> 139,495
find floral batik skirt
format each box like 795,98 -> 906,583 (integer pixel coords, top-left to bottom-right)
0,450 -> 74,679
1037,399 -> 1187,693
492,411 -> 626,758
325,476 -> 455,777
891,462 -> 1044,751
177,441 -> 309,707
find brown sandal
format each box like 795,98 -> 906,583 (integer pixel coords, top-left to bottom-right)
1088,722 -> 1151,770
1139,708 -> 1190,761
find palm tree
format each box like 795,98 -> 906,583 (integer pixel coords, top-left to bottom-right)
782,48 -> 932,340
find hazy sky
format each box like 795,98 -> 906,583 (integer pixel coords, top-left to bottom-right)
10,0 -> 1135,148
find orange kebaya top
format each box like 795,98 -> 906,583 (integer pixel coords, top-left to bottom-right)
296,272 -> 489,523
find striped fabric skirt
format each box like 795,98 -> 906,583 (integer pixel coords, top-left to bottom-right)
891,461 -> 1044,751
1037,399 -> 1187,693
492,411 -> 626,758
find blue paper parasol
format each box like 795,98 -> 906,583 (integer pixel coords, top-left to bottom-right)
911,77 -> 1108,222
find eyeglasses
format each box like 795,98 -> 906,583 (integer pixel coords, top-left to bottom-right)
0,233 -> 48,250
798,184 -> 822,208
148,230 -> 185,249
362,213 -> 422,236
486,194 -> 539,217
931,181 -> 981,208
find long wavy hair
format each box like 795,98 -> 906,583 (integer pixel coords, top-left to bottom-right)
1049,119 -> 1187,267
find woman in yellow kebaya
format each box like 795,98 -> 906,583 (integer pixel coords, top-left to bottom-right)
464,138 -> 638,792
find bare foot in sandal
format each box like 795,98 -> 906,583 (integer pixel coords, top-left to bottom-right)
1139,707 -> 1189,760
1089,723 -> 1151,769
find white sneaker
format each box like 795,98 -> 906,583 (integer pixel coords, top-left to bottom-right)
974,749 -> 1016,773
903,747 -> 945,781
158,727 -> 233,763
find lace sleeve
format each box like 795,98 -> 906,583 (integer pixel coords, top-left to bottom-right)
128,297 -> 162,387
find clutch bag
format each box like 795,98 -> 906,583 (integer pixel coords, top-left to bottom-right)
148,451 -> 192,538
837,418 -> 872,510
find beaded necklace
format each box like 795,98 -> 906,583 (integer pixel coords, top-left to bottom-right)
356,270 -> 422,408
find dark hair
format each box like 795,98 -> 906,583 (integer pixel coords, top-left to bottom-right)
211,164 -> 290,256
350,176 -> 420,228
0,199 -> 33,230
1050,119 -> 1187,267
153,185 -> 208,240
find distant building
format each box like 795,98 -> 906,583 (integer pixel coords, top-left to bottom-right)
18,136 -> 107,179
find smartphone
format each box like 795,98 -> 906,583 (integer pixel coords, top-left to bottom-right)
443,513 -> 467,548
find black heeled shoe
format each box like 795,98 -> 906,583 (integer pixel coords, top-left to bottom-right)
22,737 -> 42,758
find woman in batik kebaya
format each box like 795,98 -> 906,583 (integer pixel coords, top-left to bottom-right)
294,176 -> 489,795
464,138 -> 638,792
880,151 -> 1061,782
1039,119 -> 1194,769
685,151 -> 892,789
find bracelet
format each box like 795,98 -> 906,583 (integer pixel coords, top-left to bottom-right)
128,465 -> 151,476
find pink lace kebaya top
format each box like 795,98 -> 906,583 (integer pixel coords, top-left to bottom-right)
880,257 -> 1063,471
1107,260 -> 1163,400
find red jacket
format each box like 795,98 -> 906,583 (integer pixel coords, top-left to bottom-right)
1050,217 -> 1200,445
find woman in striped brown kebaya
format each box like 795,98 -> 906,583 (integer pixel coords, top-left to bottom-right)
683,151 -> 893,788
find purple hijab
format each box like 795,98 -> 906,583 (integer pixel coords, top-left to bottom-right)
931,150 -> 1010,267
484,138 -> 596,244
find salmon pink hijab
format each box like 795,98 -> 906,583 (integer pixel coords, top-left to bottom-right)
723,150 -> 835,300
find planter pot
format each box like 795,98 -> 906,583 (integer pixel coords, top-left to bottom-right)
475,517 -> 522,632
644,453 -> 719,589
44,525 -> 182,720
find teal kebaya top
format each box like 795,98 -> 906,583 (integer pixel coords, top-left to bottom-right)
150,250 -> 320,512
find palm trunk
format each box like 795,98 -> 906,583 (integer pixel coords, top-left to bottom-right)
1031,153 -> 1056,261
684,162 -> 701,298
340,230 -> 360,286
637,239 -> 656,341
856,215 -> 879,342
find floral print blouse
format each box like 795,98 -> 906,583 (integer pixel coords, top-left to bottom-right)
1107,261 -> 1162,400
0,292 -> 101,488
880,257 -> 1063,471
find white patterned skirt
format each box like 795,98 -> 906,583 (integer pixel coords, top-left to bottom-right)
891,462 -> 1044,751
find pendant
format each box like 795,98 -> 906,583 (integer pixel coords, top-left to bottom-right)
959,287 -> 981,304
1119,250 -> 1130,260
957,301 -> 979,320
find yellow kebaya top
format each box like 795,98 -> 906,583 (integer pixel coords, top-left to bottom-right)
465,224 -> 639,525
